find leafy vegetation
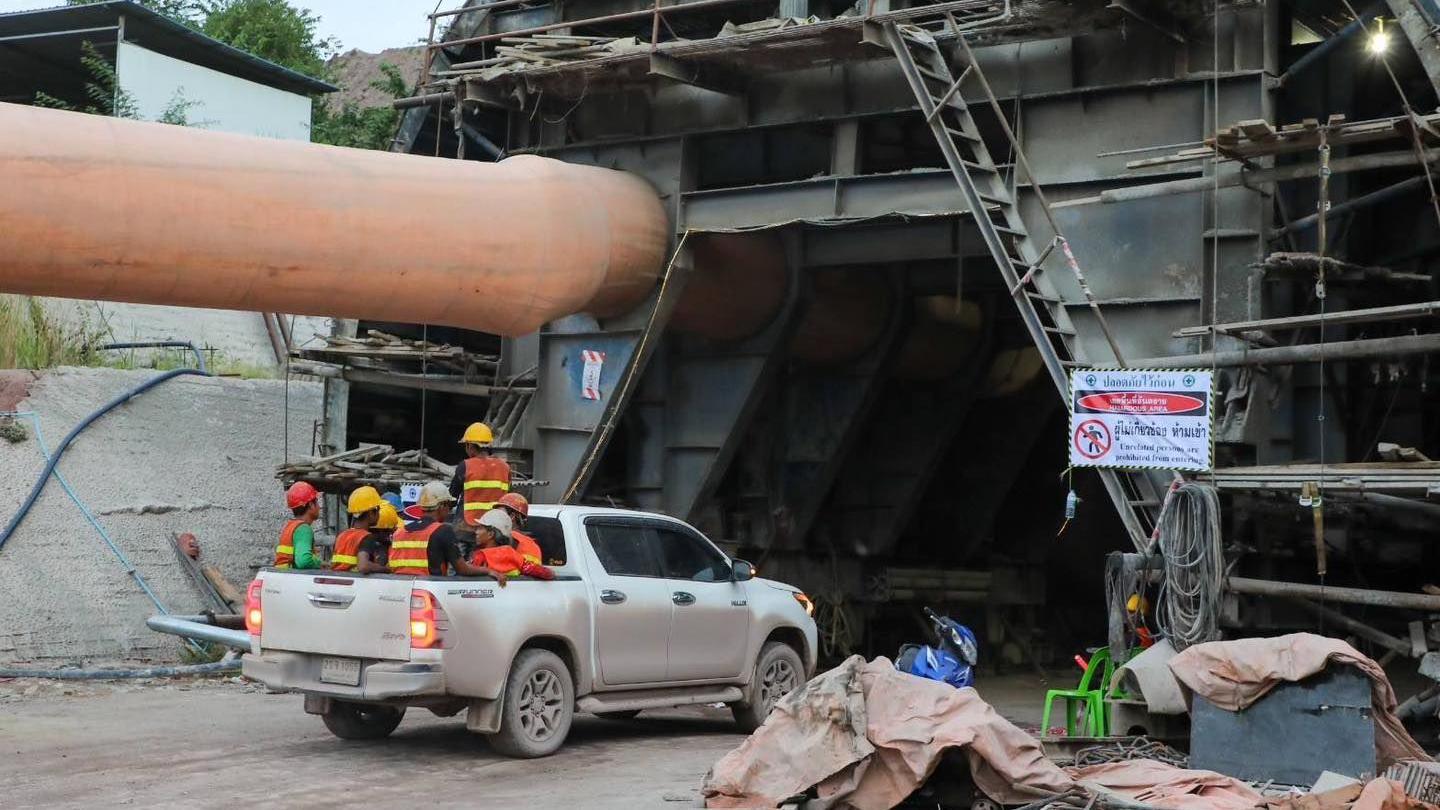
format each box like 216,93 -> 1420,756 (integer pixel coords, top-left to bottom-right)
0,296 -> 108,370
311,63 -> 407,150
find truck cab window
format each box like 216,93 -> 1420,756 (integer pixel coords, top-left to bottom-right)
525,516 -> 566,566
654,528 -> 731,582
587,523 -> 660,577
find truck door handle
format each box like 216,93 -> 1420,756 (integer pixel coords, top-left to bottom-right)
306,592 -> 354,609
600,589 -> 626,605
672,591 -> 695,606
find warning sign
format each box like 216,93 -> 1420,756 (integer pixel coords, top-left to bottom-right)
1069,369 -> 1213,471
580,349 -> 605,401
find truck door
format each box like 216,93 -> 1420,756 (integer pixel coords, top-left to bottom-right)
653,525 -> 751,681
584,519 -> 672,685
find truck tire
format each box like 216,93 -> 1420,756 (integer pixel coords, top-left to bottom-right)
488,648 -> 575,758
731,641 -> 804,732
321,701 -> 405,740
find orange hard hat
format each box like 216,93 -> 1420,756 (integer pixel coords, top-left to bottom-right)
286,481 -> 319,509
498,492 -> 529,517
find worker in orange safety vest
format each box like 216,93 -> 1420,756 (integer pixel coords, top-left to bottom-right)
330,486 -> 382,571
496,492 -> 543,565
390,482 -> 506,583
471,508 -> 554,580
449,422 -> 511,528
275,481 -> 321,570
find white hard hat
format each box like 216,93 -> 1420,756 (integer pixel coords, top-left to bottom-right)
477,508 -> 513,539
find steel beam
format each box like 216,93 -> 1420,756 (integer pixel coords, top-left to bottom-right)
1127,331 -> 1440,368
1229,576 -> 1440,612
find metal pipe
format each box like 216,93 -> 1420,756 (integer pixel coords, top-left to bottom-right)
0,103 -> 669,336
1125,331 -> 1440,368
147,615 -> 254,650
392,91 -> 455,109
1228,576 -> 1440,611
1286,598 -> 1413,656
1088,147 -> 1440,207
97,341 -> 209,374
1278,2 -> 1382,86
1273,175 -> 1427,238
261,313 -> 288,365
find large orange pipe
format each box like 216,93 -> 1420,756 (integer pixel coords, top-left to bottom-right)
0,103 -> 669,336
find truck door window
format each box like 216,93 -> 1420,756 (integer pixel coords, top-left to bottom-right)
587,523 -> 661,577
654,528 -> 732,582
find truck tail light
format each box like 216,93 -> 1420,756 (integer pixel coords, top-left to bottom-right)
245,579 -> 263,635
410,589 -> 449,649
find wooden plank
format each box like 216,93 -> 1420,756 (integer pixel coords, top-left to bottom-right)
1237,119 -> 1277,142
1172,300 -> 1440,338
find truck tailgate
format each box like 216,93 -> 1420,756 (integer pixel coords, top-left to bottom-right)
259,573 -> 412,660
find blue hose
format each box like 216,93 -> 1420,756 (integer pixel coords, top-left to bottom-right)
0,661 -> 239,679
0,368 -> 209,553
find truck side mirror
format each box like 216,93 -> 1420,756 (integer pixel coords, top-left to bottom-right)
731,559 -> 755,582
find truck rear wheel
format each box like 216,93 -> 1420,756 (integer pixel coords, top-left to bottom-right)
321,701 -> 405,740
488,648 -> 574,758
731,642 -> 804,732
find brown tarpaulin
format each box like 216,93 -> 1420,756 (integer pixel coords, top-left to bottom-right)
1167,634 -> 1430,769
1263,778 -> 1440,810
1067,760 -> 1263,809
702,656 -> 1072,809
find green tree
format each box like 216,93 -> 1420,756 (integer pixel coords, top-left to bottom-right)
33,40 -> 139,117
200,0 -> 336,78
311,63 -> 407,150
66,0 -> 202,25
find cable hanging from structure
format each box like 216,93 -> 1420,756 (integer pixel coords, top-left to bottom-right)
1155,481 -> 1224,650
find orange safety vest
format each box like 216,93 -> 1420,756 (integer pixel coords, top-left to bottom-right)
389,522 -> 441,576
460,456 -> 511,526
331,528 -> 368,571
471,544 -> 525,577
512,530 -> 542,565
274,519 -> 303,568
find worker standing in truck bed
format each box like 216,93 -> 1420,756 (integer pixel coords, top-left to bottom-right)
449,422 -> 511,529
331,486 -> 381,572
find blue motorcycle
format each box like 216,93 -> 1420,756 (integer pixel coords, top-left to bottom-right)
895,607 -> 979,689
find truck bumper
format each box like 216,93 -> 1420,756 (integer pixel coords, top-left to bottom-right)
243,651 -> 446,701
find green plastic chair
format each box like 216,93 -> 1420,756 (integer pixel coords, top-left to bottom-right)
1040,647 -> 1114,737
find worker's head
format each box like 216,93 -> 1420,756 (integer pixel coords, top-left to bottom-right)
497,492 -> 529,527
374,502 -> 400,538
416,481 -> 457,521
347,486 -> 383,527
476,509 -> 513,549
459,422 -> 494,457
286,481 -> 319,520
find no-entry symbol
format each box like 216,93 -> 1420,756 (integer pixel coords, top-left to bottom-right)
1074,419 -> 1111,460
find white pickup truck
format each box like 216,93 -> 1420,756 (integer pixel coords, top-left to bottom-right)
241,505 -> 817,757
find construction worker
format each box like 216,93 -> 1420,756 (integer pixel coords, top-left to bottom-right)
450,422 -> 511,529
471,508 -> 554,580
275,482 -> 321,570
389,481 -> 507,584
331,486 -> 382,571
356,501 -> 400,574
496,492 -> 543,565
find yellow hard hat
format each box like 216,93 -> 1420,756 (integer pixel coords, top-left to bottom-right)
459,422 -> 494,445
1126,593 -> 1150,614
375,502 -> 400,531
347,486 -> 383,515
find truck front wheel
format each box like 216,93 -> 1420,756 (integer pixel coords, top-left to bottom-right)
488,649 -> 575,758
321,701 -> 405,740
731,642 -> 804,732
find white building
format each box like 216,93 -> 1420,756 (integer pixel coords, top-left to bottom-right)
0,0 -> 340,368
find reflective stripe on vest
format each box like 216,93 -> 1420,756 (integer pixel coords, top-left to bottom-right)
462,479 -> 510,491
513,531 -> 542,565
463,502 -> 497,512
274,519 -> 302,568
387,524 -> 440,576
331,528 -> 369,571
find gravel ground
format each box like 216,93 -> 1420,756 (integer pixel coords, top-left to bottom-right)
0,673 -> 1050,809
0,367 -> 321,664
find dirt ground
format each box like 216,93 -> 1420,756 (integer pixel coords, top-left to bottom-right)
0,672 -> 1049,809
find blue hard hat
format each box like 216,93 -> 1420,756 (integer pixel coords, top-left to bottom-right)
382,492 -> 403,510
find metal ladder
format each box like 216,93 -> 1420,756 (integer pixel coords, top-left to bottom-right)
872,19 -> 1166,551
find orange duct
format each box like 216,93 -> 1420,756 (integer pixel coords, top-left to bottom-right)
0,103 -> 669,336
671,233 -> 788,341
788,267 -> 891,364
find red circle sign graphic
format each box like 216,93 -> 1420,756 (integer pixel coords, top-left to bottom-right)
1074,419 -> 1112,460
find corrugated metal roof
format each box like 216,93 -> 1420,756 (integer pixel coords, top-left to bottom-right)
0,0 -> 337,95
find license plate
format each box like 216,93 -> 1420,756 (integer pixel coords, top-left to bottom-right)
319,657 -> 361,686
